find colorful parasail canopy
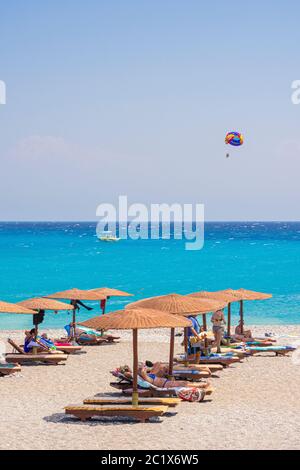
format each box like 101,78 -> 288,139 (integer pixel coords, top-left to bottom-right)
225,131 -> 244,147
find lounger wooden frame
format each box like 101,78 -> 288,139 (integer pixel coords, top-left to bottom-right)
6,339 -> 68,365
65,404 -> 169,422
83,397 -> 180,407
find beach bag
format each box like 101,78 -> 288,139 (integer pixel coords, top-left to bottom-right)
177,387 -> 205,402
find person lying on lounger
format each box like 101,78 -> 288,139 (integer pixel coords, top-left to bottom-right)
119,365 -> 210,390
231,323 -> 275,344
64,323 -> 99,343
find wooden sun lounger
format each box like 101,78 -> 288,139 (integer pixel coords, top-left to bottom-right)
101,334 -> 120,343
6,339 -> 68,365
55,345 -> 82,354
76,336 -> 116,346
211,347 -> 248,359
83,397 -> 180,407
65,404 -> 169,422
121,387 -> 214,398
110,382 -> 175,396
174,370 -> 210,380
0,363 -> 21,376
175,356 -> 241,367
247,346 -> 295,356
172,362 -> 223,372
198,356 -> 241,365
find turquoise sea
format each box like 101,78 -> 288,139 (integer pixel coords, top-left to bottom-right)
0,222 -> 300,329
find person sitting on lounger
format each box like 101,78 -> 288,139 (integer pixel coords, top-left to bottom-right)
119,365 -> 210,390
234,320 -> 252,339
24,329 -> 50,353
232,322 -> 274,344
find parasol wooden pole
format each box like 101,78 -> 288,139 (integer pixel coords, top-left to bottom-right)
168,328 -> 175,376
227,303 -> 231,345
203,314 -> 208,353
33,314 -> 38,340
132,328 -> 139,406
183,327 -> 189,366
102,298 -> 107,315
240,300 -> 244,334
70,300 -> 77,341
203,314 -> 207,331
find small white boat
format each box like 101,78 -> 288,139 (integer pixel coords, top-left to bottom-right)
98,231 -> 120,242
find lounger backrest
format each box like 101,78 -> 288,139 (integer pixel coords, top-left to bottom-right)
111,370 -> 133,383
8,338 -> 24,355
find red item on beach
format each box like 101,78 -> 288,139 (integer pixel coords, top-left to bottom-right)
177,387 -> 204,402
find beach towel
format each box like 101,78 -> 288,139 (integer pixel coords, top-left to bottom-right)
177,387 -> 205,402
248,345 -> 296,352
76,325 -> 102,337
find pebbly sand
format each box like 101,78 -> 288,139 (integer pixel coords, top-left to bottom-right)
1,325 -> 300,450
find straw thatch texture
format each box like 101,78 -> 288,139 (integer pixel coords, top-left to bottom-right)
18,298 -> 74,311
45,288 -> 106,301
0,300 -> 36,315
188,290 -> 240,304
127,293 -> 226,316
90,287 -> 133,297
235,288 -> 272,301
218,288 -> 272,301
79,308 -> 192,330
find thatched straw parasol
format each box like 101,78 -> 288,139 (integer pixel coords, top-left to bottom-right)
45,288 -> 106,338
18,298 -> 74,338
0,300 -> 36,315
218,288 -> 272,334
127,293 -> 226,364
235,289 -> 272,334
89,287 -> 133,314
80,308 -> 192,405
188,290 -> 241,340
128,293 -> 225,316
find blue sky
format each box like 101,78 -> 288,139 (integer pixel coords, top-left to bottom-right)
0,0 -> 300,220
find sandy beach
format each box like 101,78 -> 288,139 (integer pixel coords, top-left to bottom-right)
1,325 -> 300,451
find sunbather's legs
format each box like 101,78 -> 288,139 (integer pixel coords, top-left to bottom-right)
212,326 -> 224,353
163,380 -> 210,389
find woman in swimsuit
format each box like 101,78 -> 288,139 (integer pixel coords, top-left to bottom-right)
211,310 -> 226,353
138,365 -> 210,390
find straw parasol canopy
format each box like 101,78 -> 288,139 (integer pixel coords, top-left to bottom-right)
80,307 -> 191,331
45,288 -> 107,339
80,307 -> 192,405
219,288 -> 272,334
0,300 -> 36,315
234,288 -> 272,301
188,290 -> 242,339
18,298 -> 75,311
46,288 -> 106,302
128,293 -> 226,363
188,290 -> 239,303
89,287 -> 133,314
17,297 -> 75,337
91,287 -> 133,297
128,293 -> 226,316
